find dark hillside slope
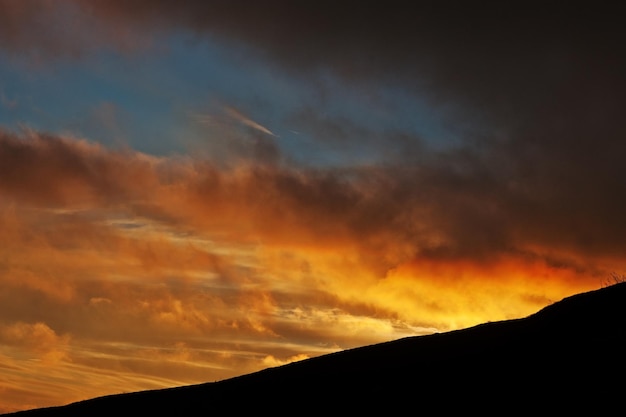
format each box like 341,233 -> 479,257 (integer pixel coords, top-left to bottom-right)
7,283 -> 626,415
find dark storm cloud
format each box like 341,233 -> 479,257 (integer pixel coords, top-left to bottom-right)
0,129 -> 158,206
77,2 -> 625,113
5,1 -> 624,124
0,0 -> 148,60
3,1 -> 626,264
0,1 -> 69,54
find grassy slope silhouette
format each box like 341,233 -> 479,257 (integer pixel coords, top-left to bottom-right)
6,283 -> 626,415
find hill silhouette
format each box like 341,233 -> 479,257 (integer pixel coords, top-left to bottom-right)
5,283 -> 626,415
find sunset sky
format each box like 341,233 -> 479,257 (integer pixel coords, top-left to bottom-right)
1,1 -> 625,412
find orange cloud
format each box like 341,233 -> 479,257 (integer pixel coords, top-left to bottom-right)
0,128 -> 621,411
262,353 -> 310,368
0,322 -> 70,364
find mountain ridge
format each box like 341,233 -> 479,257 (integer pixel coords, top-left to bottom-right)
6,282 -> 626,415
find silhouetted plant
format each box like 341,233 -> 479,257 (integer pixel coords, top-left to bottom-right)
602,272 -> 626,288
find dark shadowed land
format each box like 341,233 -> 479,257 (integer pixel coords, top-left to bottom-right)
6,283 -> 626,415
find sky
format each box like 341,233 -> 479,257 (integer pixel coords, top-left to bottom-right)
1,1 -> 625,412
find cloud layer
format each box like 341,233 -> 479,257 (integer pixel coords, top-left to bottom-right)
0,126 -> 610,410
1,1 -> 625,412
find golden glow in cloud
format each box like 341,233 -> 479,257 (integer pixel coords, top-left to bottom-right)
0,129 -> 615,412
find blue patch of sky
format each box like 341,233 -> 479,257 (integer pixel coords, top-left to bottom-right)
0,30 -> 458,165
0,49 -> 178,155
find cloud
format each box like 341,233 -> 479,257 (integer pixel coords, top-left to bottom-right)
0,124 -> 620,412
4,1 -> 617,265
222,106 -> 276,137
67,2 -> 624,101
3,5 -> 625,258
0,0 -> 152,62
1,2 -> 625,410
8,2 -> 623,114
4,2 -> 625,140
0,321 -> 70,363
2,127 -> 623,279
262,353 -> 309,368
1,121 -> 625,408
0,128 -> 165,208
